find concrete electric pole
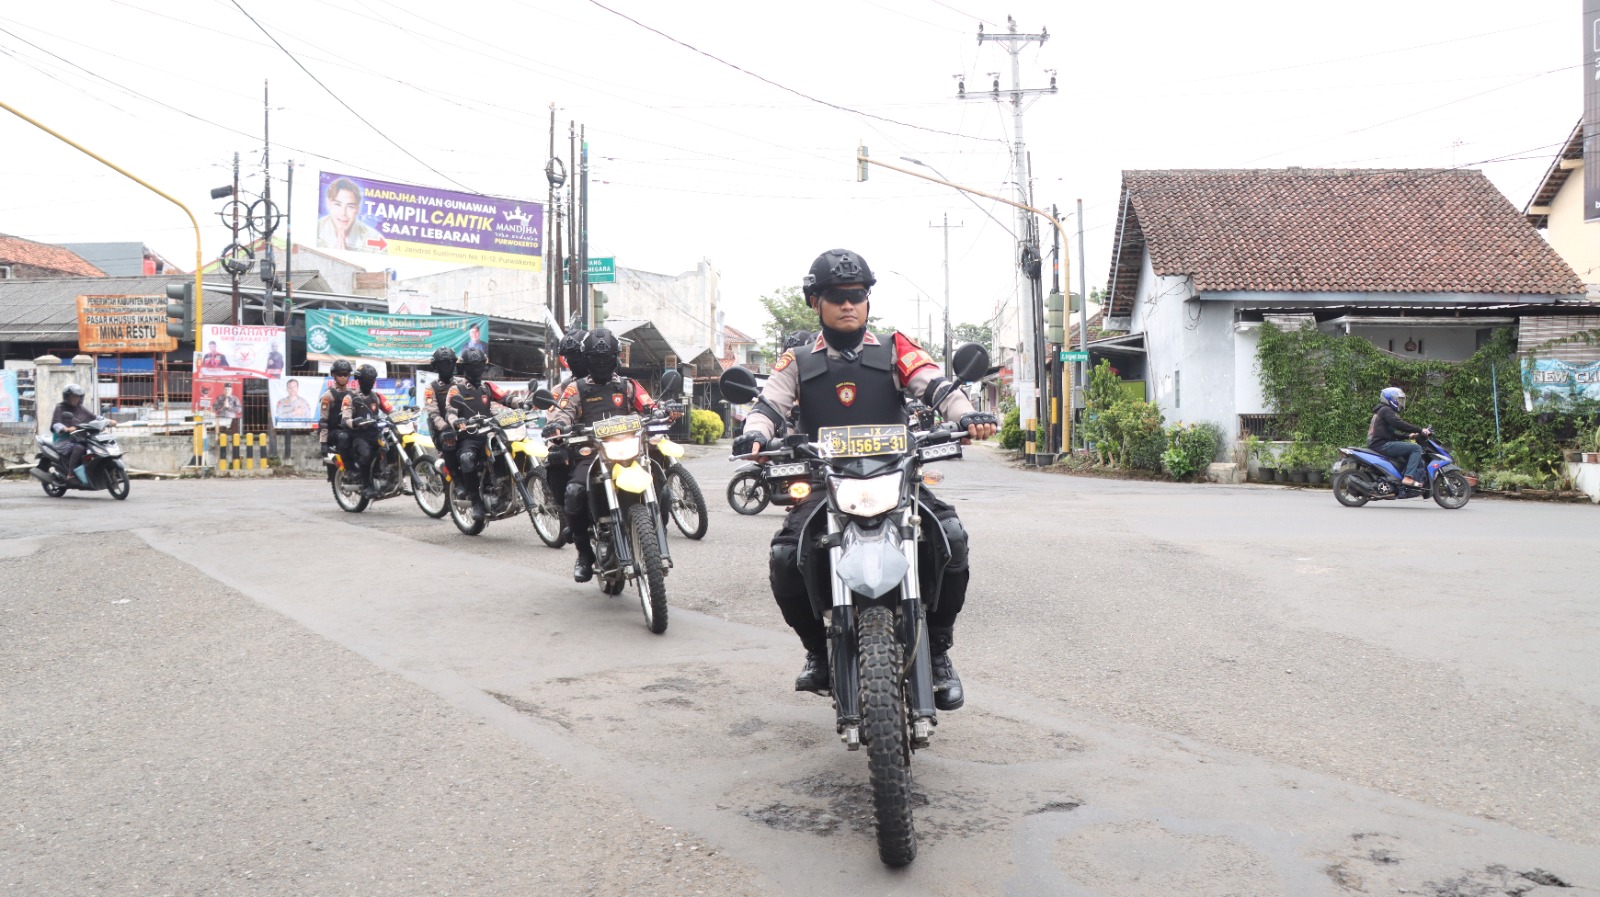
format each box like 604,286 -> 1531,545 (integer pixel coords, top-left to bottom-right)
931,213 -> 962,367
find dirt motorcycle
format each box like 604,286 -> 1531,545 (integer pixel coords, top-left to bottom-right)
719,344 -> 991,868
647,406 -> 707,539
444,407 -> 553,538
326,408 -> 448,517
31,418 -> 129,500
1331,430 -> 1474,510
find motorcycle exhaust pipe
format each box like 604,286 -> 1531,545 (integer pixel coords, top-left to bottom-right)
27,468 -> 54,484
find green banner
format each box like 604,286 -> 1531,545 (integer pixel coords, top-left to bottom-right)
304,310 -> 490,363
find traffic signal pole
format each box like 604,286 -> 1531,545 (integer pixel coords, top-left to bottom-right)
0,98 -> 206,465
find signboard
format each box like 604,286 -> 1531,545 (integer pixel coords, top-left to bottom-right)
196,325 -> 287,379
563,257 -> 616,284
304,310 -> 489,363
1059,350 -> 1089,362
193,377 -> 245,426
389,288 -> 432,316
0,370 -> 18,423
1522,357 -> 1600,410
316,171 -> 543,270
267,376 -> 417,429
76,294 -> 178,354
1587,0 -> 1600,221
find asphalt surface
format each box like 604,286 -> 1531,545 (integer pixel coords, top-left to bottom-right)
2,445 -> 1596,896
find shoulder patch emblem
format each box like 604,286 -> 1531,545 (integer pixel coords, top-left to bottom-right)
836,382 -> 857,407
772,350 -> 794,373
611,393 -> 624,407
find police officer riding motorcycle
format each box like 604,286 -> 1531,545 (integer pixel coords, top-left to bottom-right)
343,364 -> 391,497
541,329 -> 588,546
318,360 -> 355,480
446,347 -> 514,510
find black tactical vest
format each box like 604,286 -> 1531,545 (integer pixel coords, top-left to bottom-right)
324,386 -> 352,432
794,337 -> 906,438
452,379 -> 494,418
348,390 -> 382,426
575,377 -> 638,424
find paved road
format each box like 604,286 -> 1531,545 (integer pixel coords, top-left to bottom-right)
3,446 -> 1595,896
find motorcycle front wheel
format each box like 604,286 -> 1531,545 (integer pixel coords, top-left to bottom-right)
1331,470 -> 1369,508
1433,471 -> 1472,509
859,605 -> 916,867
331,468 -> 370,513
410,454 -> 448,518
726,470 -> 769,515
627,503 -> 669,634
106,466 -> 130,500
664,466 -> 708,540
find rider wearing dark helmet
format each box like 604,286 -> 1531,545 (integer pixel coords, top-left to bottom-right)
1368,386 -> 1432,488
426,347 -> 463,487
341,364 -> 393,496
51,383 -> 99,484
558,328 -> 590,385
731,248 -> 997,710
543,328 -> 657,582
541,329 -> 590,544
318,359 -> 356,480
445,347 -> 513,505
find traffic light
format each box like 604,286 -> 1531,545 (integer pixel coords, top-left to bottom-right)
857,144 -> 869,182
1046,290 -> 1065,345
592,289 -> 609,327
165,281 -> 195,346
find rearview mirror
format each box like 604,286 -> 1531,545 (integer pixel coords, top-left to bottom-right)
950,343 -> 991,384
659,369 -> 683,397
719,366 -> 760,404
529,388 -> 557,410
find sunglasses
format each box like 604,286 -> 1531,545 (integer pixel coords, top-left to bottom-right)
818,288 -> 869,306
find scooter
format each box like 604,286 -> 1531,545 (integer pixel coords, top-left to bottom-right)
31,418 -> 130,500
1331,431 -> 1474,509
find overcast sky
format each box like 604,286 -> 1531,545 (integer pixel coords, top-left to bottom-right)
0,0 -> 1584,339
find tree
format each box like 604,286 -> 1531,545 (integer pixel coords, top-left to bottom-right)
952,322 -> 993,353
756,285 -> 887,361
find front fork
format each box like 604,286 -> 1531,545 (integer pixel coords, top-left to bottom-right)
599,468 -> 673,574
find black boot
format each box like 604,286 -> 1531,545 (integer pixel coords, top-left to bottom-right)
573,540 -> 595,583
794,644 -> 830,695
929,627 -> 964,711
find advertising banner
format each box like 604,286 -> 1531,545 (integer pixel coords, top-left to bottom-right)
268,377 -> 417,430
197,325 -> 287,379
193,377 -> 245,426
316,171 -> 543,271
305,310 -> 488,363
77,294 -> 178,354
0,370 -> 18,423
1586,0 -> 1600,221
1521,357 -> 1600,410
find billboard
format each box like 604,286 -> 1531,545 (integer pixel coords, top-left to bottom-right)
267,376 -> 416,430
0,370 -> 18,423
1587,0 -> 1600,221
193,377 -> 245,426
316,171 -> 543,270
77,294 -> 178,354
197,325 -> 287,380
304,310 -> 488,363
1522,357 -> 1600,410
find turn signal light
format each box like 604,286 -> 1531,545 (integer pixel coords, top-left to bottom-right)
789,482 -> 812,500
921,470 -> 945,486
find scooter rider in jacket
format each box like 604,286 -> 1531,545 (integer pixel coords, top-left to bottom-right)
342,364 -> 393,496
425,347 -> 464,490
1368,387 -> 1432,488
543,328 -> 657,583
732,248 -> 997,711
318,360 -> 356,479
51,383 -> 102,485
445,347 -> 513,507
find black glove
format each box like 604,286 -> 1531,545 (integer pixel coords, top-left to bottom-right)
732,432 -> 763,456
958,412 -> 997,429
542,425 -> 562,439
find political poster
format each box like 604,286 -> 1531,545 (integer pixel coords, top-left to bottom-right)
316,171 -> 543,271
196,325 -> 287,380
1522,357 -> 1600,410
77,294 -> 178,354
305,310 -> 488,364
193,377 -> 245,427
268,376 -> 417,430
0,370 -> 18,423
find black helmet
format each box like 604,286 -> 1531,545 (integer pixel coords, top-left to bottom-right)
802,249 -> 876,302
62,383 -> 86,401
781,329 -> 814,351
356,364 -> 378,390
559,329 -> 589,357
330,359 -> 353,376
431,346 -> 457,374
460,346 -> 488,380
582,329 -> 621,357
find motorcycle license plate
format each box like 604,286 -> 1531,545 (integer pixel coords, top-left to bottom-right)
817,424 -> 908,458
593,414 -> 643,439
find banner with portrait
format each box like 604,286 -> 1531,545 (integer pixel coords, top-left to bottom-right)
316,171 -> 543,271
193,377 -> 246,426
196,325 -> 287,380
304,310 -> 489,364
267,376 -> 417,430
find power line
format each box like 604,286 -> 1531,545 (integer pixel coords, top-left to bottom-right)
225,0 -> 474,191
583,0 -> 1001,144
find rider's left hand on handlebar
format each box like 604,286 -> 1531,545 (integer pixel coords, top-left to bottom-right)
958,412 -> 998,442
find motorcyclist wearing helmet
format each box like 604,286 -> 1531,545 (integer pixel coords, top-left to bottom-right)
318,360 -> 356,478
731,249 -> 997,710
51,383 -> 100,484
1368,386 -> 1431,488
445,347 -> 514,505
341,364 -> 394,496
543,328 -> 657,582
541,329 -> 590,544
425,347 -> 464,488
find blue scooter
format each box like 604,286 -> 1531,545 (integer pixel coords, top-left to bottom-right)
1331,431 -> 1473,509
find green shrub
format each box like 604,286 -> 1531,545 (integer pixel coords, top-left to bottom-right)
1000,403 -> 1023,450
1162,421 -> 1224,479
689,408 -> 724,445
1106,399 -> 1166,470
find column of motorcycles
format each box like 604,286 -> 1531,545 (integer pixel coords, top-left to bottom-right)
320,370 -> 707,634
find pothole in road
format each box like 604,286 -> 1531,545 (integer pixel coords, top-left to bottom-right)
743,775 -> 929,838
1423,865 -> 1572,897
485,689 -> 573,731
1027,800 -> 1082,815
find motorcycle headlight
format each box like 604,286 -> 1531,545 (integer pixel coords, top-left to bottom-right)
502,425 -> 527,442
828,471 -> 905,518
394,421 -> 416,436
603,435 -> 641,461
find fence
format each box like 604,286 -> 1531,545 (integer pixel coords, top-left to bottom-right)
1237,413 -> 1298,441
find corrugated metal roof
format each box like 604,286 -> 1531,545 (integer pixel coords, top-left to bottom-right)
0,274 -> 326,338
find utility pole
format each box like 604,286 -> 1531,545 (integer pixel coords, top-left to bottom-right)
931,213 -> 961,367
230,151 -> 242,324
579,124 -> 590,329
1076,197 -> 1089,450
959,14 -> 1056,459
261,81 -> 275,327
567,121 -> 579,326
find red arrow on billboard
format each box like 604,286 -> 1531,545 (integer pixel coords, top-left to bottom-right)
366,236 -> 388,250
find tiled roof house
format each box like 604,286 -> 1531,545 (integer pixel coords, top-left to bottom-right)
1099,167 -> 1586,443
0,234 -> 105,279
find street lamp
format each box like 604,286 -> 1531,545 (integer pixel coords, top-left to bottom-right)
900,156 -> 1016,239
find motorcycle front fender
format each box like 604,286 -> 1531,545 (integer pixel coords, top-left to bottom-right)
835,521 -> 909,601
